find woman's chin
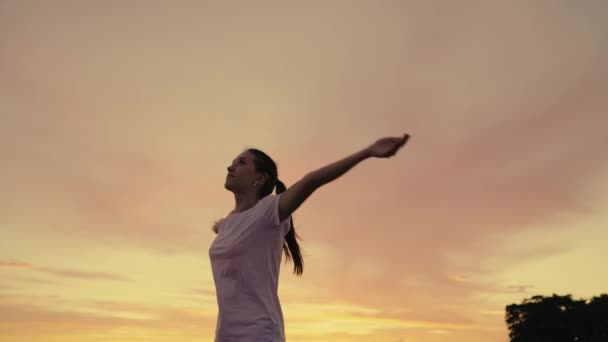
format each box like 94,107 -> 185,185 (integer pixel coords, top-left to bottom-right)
224,182 -> 236,192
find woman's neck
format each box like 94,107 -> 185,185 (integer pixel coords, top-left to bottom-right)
232,192 -> 260,213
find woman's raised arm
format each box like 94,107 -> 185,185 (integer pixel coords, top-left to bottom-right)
278,134 -> 410,222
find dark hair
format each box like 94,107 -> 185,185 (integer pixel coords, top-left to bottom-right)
247,148 -> 304,276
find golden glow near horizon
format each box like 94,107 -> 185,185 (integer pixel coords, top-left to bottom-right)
2,1 -> 607,341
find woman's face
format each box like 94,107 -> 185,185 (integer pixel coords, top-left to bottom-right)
224,151 -> 262,193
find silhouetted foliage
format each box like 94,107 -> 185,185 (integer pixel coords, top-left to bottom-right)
506,294 -> 608,342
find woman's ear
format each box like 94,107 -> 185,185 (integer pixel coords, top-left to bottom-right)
256,172 -> 270,186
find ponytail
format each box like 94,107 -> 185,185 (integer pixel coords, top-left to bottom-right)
246,148 -> 304,276
275,179 -> 304,276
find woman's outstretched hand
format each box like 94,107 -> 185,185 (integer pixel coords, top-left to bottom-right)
366,134 -> 410,158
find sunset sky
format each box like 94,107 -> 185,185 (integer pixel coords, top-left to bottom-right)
1,1 -> 607,341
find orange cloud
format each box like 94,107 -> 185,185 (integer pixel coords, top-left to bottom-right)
0,260 -> 33,269
0,259 -> 130,281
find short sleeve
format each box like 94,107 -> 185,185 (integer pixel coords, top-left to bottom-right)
260,194 -> 290,227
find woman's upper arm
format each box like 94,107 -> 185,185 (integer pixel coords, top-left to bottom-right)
278,175 -> 317,222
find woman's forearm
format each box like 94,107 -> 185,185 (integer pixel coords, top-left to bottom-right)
305,148 -> 371,188
278,135 -> 407,220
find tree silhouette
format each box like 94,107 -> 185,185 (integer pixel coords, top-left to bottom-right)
588,295 -> 608,341
506,294 -> 608,342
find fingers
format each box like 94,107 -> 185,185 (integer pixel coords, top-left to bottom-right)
388,134 -> 409,157
378,134 -> 410,158
396,134 -> 409,148
392,135 -> 409,147
391,134 -> 409,142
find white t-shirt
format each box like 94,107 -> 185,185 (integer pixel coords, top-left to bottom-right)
209,194 -> 292,342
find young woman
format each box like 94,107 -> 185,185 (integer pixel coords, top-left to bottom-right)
209,134 -> 410,341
